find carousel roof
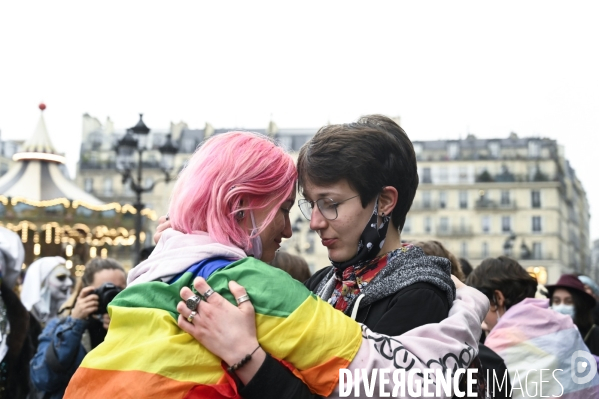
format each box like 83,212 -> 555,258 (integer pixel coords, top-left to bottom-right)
0,104 -> 103,206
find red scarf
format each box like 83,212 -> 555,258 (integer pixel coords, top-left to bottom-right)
330,244 -> 413,312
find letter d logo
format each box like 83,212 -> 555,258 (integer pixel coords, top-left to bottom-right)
571,350 -> 598,385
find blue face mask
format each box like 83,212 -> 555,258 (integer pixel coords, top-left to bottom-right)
552,304 -> 575,319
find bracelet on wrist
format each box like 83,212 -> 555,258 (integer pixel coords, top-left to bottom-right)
227,344 -> 261,373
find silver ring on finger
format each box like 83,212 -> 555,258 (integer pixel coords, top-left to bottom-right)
236,294 -> 250,305
202,288 -> 215,301
186,295 -> 201,311
187,310 -> 197,323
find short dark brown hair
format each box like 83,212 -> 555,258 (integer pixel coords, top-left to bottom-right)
297,115 -> 418,230
411,240 -> 465,282
82,257 -> 126,287
466,256 -> 537,310
270,251 -> 311,283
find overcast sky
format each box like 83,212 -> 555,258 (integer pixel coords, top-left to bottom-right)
1,1 -> 598,240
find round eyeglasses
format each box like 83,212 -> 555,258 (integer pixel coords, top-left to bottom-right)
297,195 -> 360,221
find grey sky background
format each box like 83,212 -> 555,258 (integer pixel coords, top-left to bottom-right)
1,1 -> 598,240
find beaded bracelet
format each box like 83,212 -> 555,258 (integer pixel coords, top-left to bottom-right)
226,344 -> 261,373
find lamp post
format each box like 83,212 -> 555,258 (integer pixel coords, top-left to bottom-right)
115,114 -> 178,264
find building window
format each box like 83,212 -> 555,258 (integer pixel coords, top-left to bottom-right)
439,217 -> 449,233
123,180 -> 133,196
413,143 -> 423,158
422,167 -> 432,183
84,178 -> 94,193
448,143 -> 459,160
459,217 -> 467,233
403,217 -> 411,234
482,242 -> 489,258
500,190 -> 510,205
422,191 -> 431,208
103,177 -> 113,196
528,140 -> 541,158
459,191 -> 468,209
531,190 -> 541,208
439,191 -> 447,209
532,242 -> 542,260
460,242 -> 468,258
144,177 -> 154,192
501,216 -> 511,233
488,141 -> 500,158
458,166 -> 468,183
424,217 -> 432,234
439,167 -> 448,183
482,216 -> 491,234
532,216 -> 542,233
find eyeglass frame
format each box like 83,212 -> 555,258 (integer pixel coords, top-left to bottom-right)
297,194 -> 360,221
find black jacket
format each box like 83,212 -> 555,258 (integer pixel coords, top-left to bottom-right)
239,266 -> 450,399
581,324 -> 599,357
1,281 -> 42,399
479,344 -> 512,398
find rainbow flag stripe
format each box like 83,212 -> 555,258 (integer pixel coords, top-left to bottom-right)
65,258 -> 362,399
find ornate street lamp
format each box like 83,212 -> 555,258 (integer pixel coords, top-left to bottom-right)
115,114 -> 179,264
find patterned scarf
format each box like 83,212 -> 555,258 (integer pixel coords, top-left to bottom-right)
329,244 -> 413,312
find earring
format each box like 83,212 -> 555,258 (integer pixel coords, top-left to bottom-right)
381,212 -> 385,217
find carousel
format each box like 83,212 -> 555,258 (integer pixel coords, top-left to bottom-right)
0,104 -> 156,275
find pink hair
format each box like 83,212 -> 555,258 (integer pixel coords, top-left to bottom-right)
168,131 -> 297,251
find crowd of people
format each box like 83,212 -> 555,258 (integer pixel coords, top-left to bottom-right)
1,115 -> 598,398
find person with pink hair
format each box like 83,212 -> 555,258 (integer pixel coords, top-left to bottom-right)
67,130 -> 489,399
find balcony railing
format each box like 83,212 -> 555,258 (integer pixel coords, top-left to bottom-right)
435,225 -> 473,237
475,199 -> 518,210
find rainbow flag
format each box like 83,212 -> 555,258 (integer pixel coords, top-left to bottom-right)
65,258 -> 362,399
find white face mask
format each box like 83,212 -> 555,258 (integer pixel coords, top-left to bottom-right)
552,304 -> 575,319
47,265 -> 73,302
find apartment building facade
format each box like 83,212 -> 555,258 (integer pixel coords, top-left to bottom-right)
403,133 -> 591,284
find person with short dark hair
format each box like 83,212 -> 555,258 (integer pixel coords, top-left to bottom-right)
411,240 -> 466,282
547,274 -> 599,356
460,257 -> 474,279
270,251 -> 311,282
30,258 -> 126,399
467,257 -> 599,397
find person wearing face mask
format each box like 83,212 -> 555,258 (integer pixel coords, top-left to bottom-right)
547,274 -> 599,356
30,257 -> 126,399
0,227 -> 41,399
20,257 -> 73,327
467,257 -> 599,398
65,130 -> 490,399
